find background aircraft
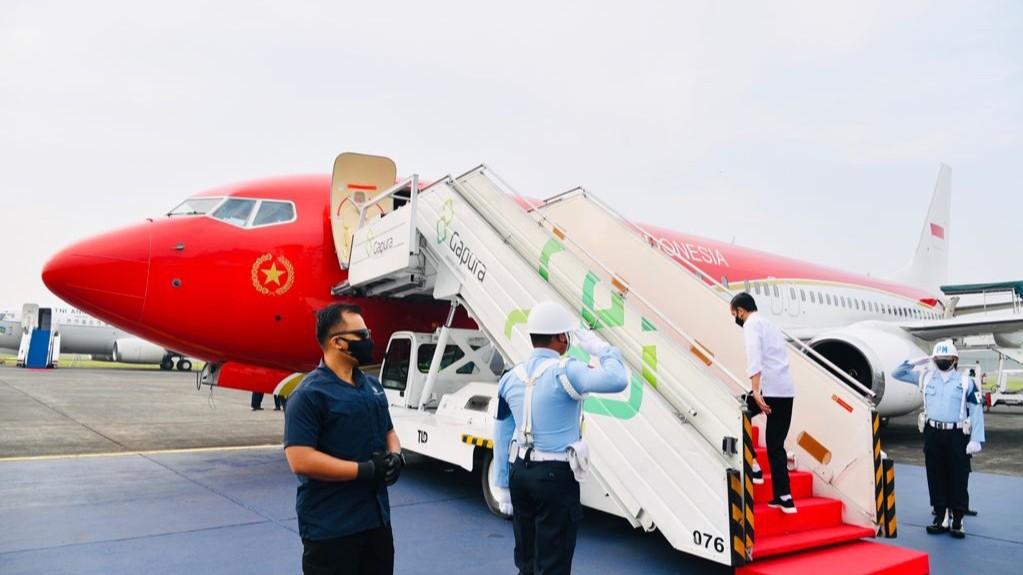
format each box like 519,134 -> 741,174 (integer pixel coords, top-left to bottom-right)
0,305 -> 193,370
40,159 -> 1023,416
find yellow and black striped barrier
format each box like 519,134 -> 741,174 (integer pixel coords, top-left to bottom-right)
727,468 -> 747,566
461,434 -> 493,449
872,412 -> 885,530
737,412 -> 756,564
881,458 -> 897,537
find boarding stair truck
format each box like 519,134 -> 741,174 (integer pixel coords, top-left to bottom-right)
525,188 -> 929,573
17,304 -> 59,369
331,152 -> 755,567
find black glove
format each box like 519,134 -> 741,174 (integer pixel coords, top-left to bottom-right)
356,452 -> 389,483
383,451 -> 405,486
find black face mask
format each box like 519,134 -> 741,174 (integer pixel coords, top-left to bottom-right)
734,313 -> 745,328
934,358 -> 956,372
343,338 -> 375,366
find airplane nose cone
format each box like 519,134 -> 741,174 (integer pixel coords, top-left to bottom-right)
42,224 -> 152,324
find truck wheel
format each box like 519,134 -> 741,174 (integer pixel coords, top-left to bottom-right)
480,450 -> 511,519
177,359 -> 192,372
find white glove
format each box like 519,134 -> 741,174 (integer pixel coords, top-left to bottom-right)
966,441 -> 982,455
574,329 -> 610,356
910,356 -> 932,367
494,486 -> 513,515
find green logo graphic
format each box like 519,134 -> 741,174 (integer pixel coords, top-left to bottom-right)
436,198 -> 454,244
499,241 -> 664,421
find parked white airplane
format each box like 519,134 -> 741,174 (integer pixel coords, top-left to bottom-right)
0,305 -> 193,370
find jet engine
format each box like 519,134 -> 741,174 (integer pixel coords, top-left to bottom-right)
809,321 -> 928,417
112,338 -> 168,364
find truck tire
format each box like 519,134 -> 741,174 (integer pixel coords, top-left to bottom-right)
480,450 -> 511,519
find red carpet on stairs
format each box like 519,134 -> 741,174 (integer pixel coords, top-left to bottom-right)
736,541 -> 929,575
742,425 -> 929,573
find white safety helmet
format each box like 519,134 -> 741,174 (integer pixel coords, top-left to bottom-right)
931,340 -> 958,358
526,301 -> 577,335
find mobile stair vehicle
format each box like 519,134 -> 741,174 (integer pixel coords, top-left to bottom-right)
329,152 -> 928,574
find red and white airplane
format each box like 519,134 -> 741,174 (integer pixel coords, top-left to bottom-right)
41,160 -> 1023,417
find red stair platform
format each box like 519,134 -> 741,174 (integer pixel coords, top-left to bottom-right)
738,426 -> 929,574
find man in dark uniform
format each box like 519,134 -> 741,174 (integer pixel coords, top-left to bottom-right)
284,303 -> 405,574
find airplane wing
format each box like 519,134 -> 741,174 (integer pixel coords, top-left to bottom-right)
899,315 -> 1023,341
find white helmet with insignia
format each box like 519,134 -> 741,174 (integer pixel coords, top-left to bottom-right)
931,340 -> 958,358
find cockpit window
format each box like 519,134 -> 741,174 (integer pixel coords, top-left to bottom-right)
252,201 -> 296,226
211,199 -> 257,226
168,197 -> 223,216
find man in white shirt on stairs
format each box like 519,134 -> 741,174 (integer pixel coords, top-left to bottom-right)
730,292 -> 797,514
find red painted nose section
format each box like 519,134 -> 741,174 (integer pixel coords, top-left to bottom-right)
42,224 -> 151,324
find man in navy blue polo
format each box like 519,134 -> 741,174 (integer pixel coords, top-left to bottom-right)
284,303 -> 405,574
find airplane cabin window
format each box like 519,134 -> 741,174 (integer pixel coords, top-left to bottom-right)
211,199 -> 257,226
252,201 -> 296,226
168,197 -> 223,216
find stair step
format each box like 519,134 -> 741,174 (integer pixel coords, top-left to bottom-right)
752,524 -> 876,560
755,497 -> 844,537
753,471 -> 813,502
738,541 -> 929,575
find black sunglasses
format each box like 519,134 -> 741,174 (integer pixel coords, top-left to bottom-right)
330,329 -> 372,341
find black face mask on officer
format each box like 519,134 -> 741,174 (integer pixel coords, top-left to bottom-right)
934,358 -> 956,372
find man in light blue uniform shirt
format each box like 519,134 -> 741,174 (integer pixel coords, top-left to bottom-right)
892,339 -> 985,538
493,301 -> 628,575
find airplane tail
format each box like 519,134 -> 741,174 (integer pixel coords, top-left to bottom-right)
886,163 -> 951,296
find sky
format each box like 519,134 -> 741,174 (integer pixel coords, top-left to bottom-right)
2,1 -> 1021,308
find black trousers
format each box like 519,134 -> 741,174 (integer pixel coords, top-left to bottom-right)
923,426 -> 971,515
251,392 -> 264,409
746,395 -> 794,499
509,458 -> 582,575
301,524 -> 394,575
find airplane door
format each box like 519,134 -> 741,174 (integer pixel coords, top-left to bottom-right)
37,309 -> 52,331
787,284 -> 801,317
330,152 -> 397,269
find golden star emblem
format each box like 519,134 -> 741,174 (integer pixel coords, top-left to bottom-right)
261,263 -> 285,286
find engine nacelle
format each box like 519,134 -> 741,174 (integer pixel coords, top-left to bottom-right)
994,332 -> 1023,349
112,338 -> 168,364
809,321 -> 928,417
